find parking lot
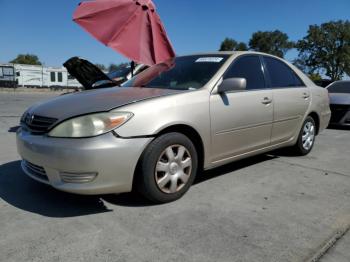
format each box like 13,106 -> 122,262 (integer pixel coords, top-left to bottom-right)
0,91 -> 349,262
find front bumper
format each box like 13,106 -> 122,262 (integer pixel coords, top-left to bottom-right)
329,105 -> 350,126
16,129 -> 152,195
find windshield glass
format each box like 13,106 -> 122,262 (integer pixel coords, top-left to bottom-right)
123,55 -> 229,90
107,66 -> 131,79
328,82 -> 350,93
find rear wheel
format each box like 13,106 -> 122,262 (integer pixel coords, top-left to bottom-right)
292,116 -> 316,156
136,132 -> 198,203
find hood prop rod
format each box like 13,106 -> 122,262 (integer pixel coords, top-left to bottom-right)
130,61 -> 135,77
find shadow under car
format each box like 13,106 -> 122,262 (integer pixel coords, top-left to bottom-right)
0,154 -> 279,215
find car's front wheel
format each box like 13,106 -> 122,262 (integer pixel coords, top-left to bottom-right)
136,132 -> 198,203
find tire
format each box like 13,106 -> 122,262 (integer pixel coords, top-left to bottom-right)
292,116 -> 316,156
136,132 -> 198,203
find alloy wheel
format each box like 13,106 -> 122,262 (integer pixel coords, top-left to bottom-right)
302,121 -> 315,151
155,144 -> 192,194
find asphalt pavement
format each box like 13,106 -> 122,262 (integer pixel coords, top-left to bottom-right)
0,91 -> 349,262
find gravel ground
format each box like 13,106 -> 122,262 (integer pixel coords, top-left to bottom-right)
0,92 -> 349,262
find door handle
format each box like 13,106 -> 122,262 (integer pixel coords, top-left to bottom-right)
302,93 -> 310,99
262,97 -> 272,105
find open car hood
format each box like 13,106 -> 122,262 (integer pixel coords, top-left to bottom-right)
64,57 -> 114,90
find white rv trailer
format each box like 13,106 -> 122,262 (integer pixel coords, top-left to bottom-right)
1,60 -> 145,89
14,64 -> 81,88
0,64 -> 16,87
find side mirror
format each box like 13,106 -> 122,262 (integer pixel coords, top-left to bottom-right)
217,78 -> 246,93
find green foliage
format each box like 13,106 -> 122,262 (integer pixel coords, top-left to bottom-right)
220,38 -> 236,51
95,63 -> 107,71
219,38 -> 247,51
296,20 -> 350,81
235,42 -> 248,51
308,73 -> 323,82
108,62 -> 129,72
10,54 -> 42,65
249,30 -> 294,58
292,54 -> 312,74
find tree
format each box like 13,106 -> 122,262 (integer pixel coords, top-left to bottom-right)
308,73 -> 323,82
292,54 -> 312,74
95,63 -> 107,71
235,42 -> 248,51
10,54 -> 42,65
249,30 -> 294,58
220,38 -> 237,51
296,20 -> 350,81
219,38 -> 247,51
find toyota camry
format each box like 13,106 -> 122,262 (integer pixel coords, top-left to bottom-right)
17,52 -> 331,203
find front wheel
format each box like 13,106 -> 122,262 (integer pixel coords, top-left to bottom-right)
136,132 -> 198,203
292,116 -> 316,156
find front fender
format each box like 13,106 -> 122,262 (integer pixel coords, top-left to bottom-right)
114,90 -> 212,166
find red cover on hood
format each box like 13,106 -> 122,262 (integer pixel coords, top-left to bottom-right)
73,0 -> 176,66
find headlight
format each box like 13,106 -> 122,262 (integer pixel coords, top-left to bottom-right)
48,111 -> 133,138
20,109 -> 30,123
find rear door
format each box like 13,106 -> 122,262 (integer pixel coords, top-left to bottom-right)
262,56 -> 310,144
210,55 -> 273,162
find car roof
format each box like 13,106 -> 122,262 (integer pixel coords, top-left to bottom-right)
180,51 -> 280,57
326,80 -> 350,88
332,80 -> 350,83
178,51 -> 286,61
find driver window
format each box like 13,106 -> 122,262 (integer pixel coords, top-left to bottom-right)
224,56 -> 266,90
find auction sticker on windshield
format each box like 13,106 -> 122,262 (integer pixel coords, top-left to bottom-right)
195,57 -> 224,63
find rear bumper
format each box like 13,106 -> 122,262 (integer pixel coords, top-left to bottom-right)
319,110 -> 332,133
16,129 -> 152,195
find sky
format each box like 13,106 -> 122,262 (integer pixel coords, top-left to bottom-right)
0,0 -> 349,67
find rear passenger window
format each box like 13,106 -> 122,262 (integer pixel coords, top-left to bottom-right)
264,56 -> 304,88
224,56 -> 265,90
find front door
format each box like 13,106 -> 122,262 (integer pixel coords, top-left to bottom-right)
210,55 -> 273,163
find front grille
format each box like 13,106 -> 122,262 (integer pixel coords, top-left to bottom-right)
21,113 -> 57,134
330,105 -> 349,123
22,160 -> 49,181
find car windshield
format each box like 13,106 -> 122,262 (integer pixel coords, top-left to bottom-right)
107,66 -> 131,79
328,82 -> 350,93
123,55 -> 229,90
